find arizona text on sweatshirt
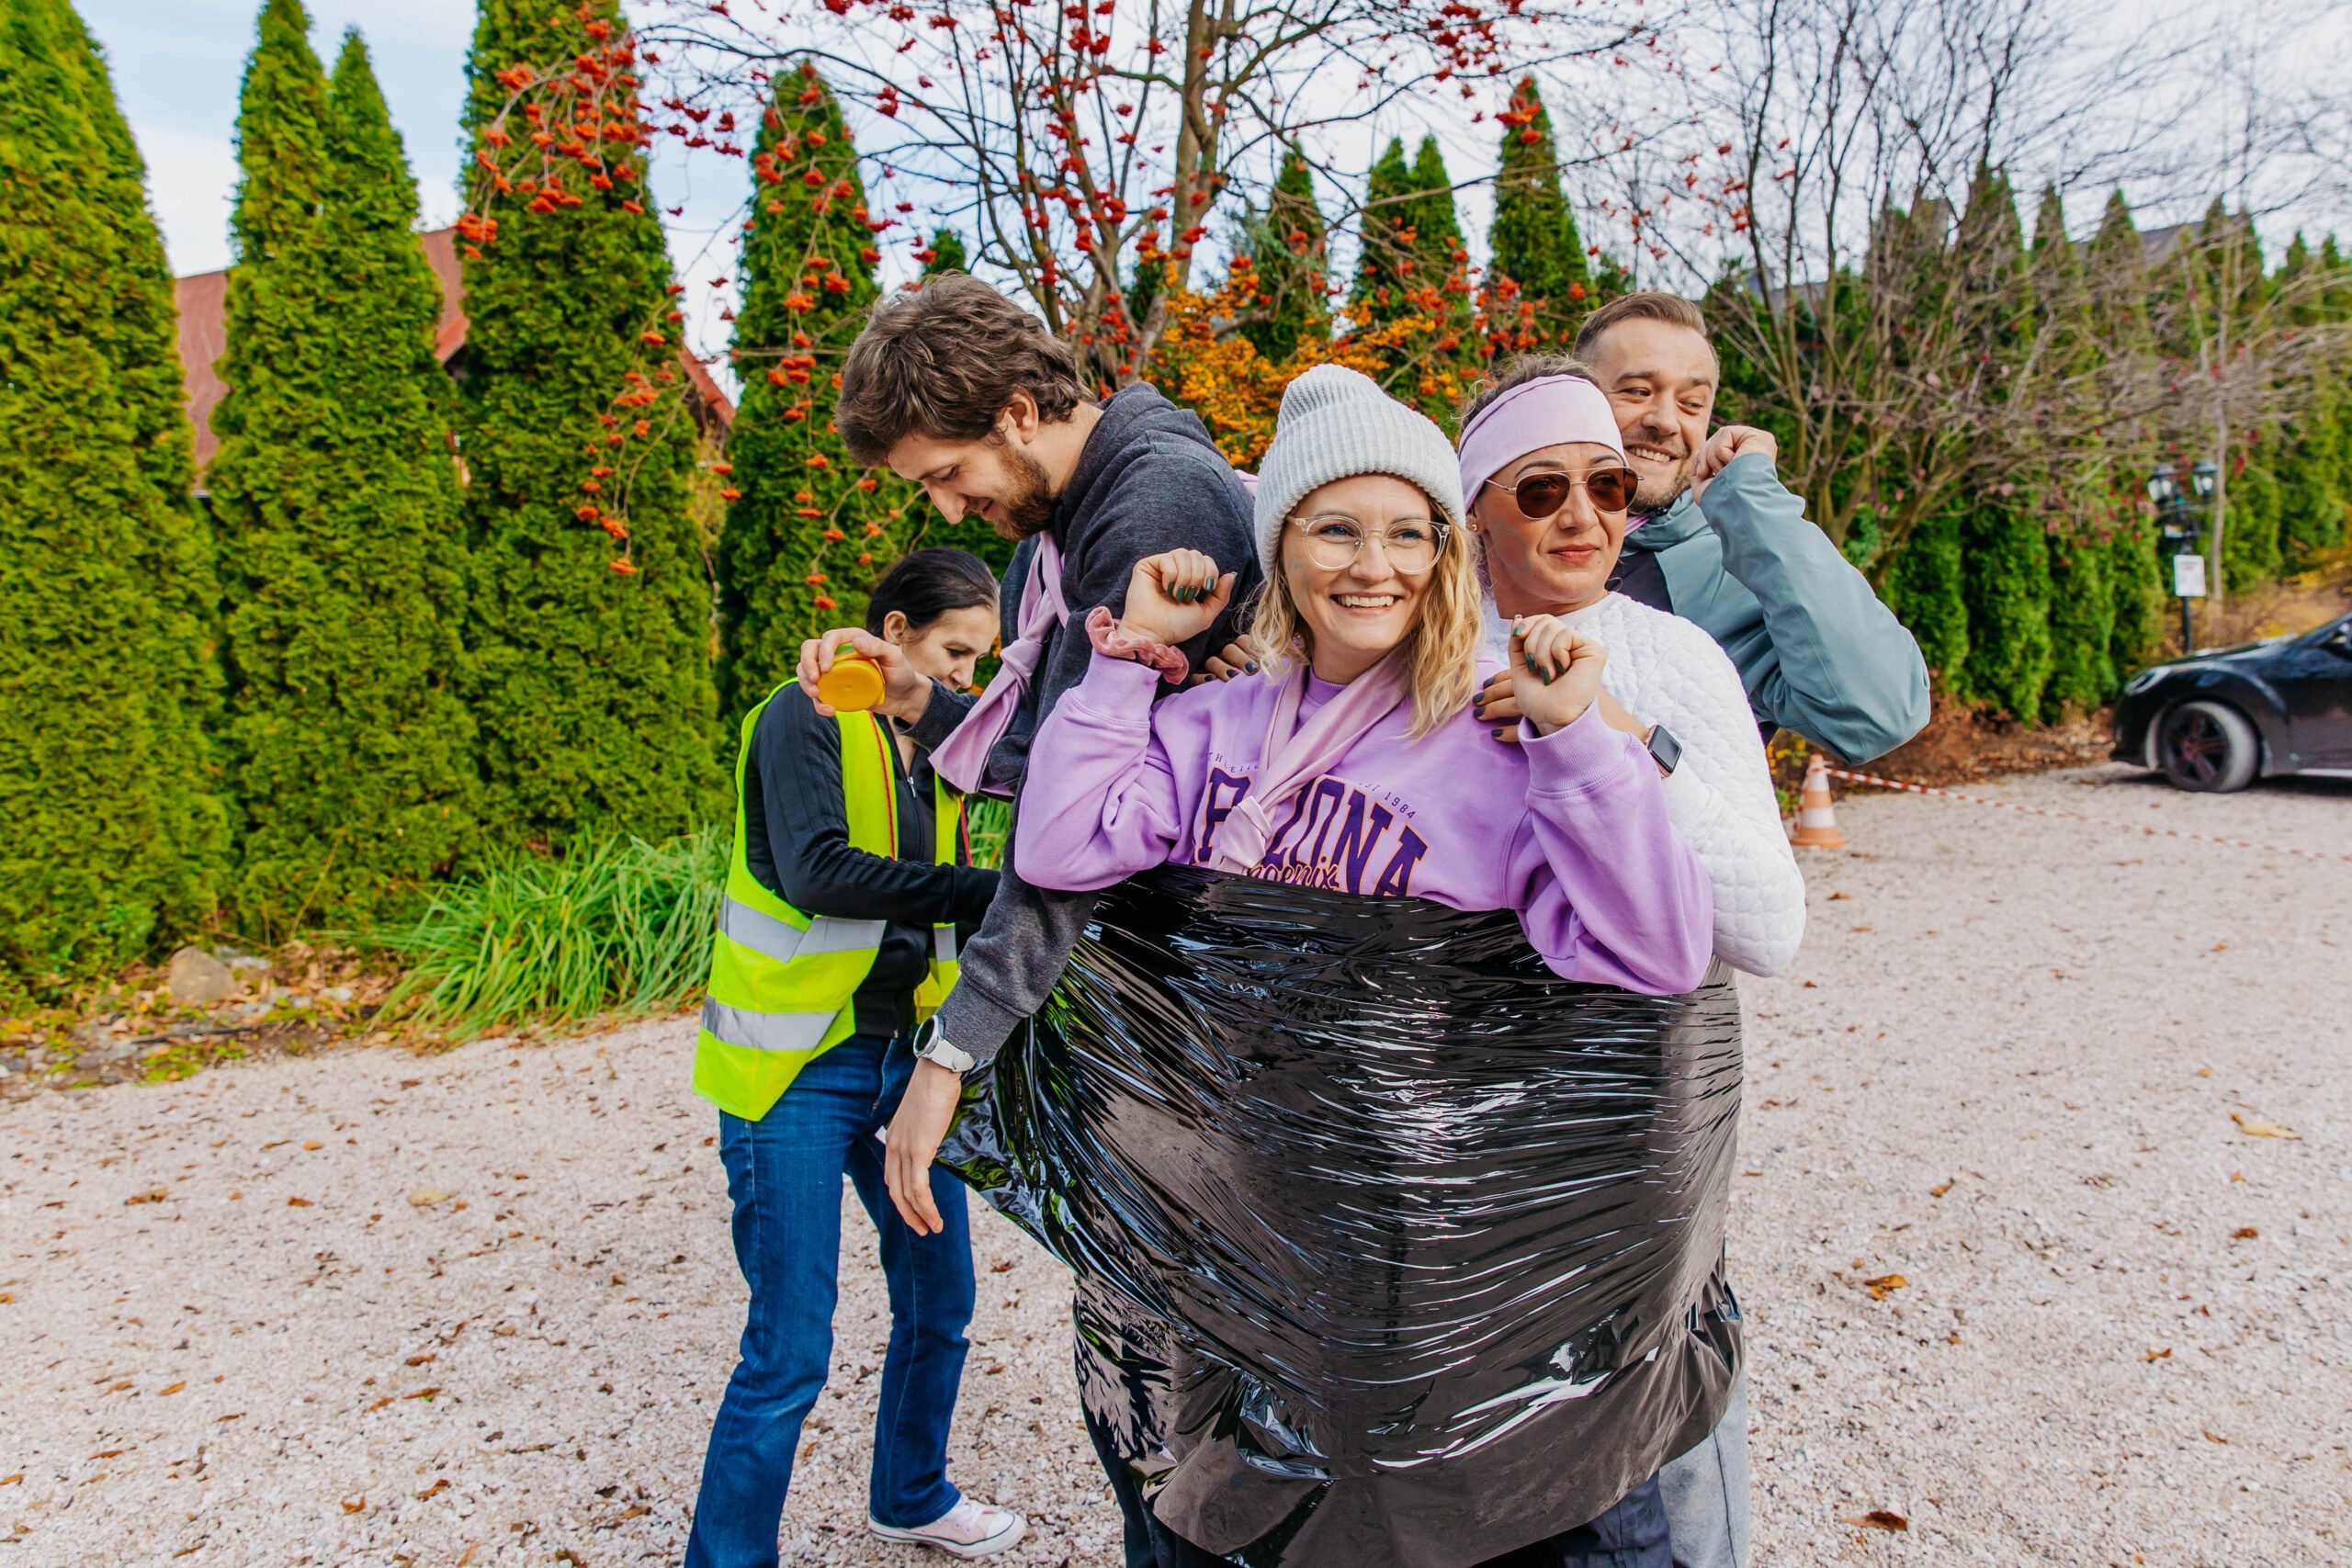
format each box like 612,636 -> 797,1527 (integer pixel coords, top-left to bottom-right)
1015,652 -> 1715,995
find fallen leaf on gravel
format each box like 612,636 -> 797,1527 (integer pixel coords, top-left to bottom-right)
1827,891 -> 1850,900
1841,1511 -> 1907,1531
286,1197 -> 313,1207
2231,1112 -> 2299,1140
2203,1429 -> 2229,1444
217,1413 -> 242,1423
90,1450 -> 123,1460
366,1397 -> 394,1413
341,1496 -> 366,1514
1862,1273 -> 1907,1299
0,1292 -> 13,1303
302,1141 -> 322,1151
2146,1347 -> 2172,1361
408,1187 -> 456,1207
416,1479 -> 449,1501
457,1548 -> 479,1567
0,1473 -> 19,1485
989,1260 -> 1015,1273
406,1353 -> 435,1367
403,1386 -> 441,1401
156,1382 -> 184,1396
2233,1226 -> 2259,1239
1849,924 -> 1873,932
125,1190 -> 167,1205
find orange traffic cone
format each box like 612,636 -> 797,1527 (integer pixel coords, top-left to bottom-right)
1789,752 -> 1847,848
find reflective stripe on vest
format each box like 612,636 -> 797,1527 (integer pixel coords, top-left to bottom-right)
694,680 -> 969,1122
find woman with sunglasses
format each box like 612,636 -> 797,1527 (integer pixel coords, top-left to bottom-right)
1458,370 -> 1805,980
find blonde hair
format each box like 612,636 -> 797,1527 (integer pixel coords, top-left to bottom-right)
1248,509 -> 1482,739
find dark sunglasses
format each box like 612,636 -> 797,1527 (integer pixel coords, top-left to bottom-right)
1486,466 -> 1639,521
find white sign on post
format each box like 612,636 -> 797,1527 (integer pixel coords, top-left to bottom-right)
2172,553 -> 2208,599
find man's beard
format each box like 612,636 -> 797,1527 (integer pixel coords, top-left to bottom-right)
1626,431 -> 1693,516
990,445 -> 1058,541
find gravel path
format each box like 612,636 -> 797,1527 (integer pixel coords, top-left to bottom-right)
3,764 -> 2346,1567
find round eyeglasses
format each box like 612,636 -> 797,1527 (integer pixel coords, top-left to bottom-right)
1288,513 -> 1450,573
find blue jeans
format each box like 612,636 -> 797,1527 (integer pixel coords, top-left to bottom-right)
684,1033 -> 976,1568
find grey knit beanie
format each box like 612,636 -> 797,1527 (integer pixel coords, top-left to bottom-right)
1251,364 -> 1466,582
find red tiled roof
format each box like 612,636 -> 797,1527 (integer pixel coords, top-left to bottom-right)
173,224 -> 734,473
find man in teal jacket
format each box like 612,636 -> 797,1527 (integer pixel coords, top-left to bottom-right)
1562,292 -> 1929,764
1473,297 -> 1928,1568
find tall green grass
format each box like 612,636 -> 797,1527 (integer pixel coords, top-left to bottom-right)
966,795 -> 1012,871
374,794 -> 1011,1043
374,828 -> 727,1041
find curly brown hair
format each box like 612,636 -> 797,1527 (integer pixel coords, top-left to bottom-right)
836,274 -> 1088,466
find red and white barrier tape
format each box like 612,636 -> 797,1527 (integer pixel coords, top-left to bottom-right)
1819,767 -> 2352,865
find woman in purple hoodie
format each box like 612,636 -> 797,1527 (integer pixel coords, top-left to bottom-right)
1009,365 -> 1712,1568
1014,363 -> 1712,999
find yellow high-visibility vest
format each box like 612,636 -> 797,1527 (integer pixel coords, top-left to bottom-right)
692,681 -> 965,1121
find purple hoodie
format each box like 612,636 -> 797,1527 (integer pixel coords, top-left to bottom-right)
1014,651 -> 1715,994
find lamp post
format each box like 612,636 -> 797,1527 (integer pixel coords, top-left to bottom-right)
2147,460 -> 2205,653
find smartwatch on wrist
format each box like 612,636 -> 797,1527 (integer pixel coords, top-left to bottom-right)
911,1016 -> 976,1076
1644,723 -> 1683,778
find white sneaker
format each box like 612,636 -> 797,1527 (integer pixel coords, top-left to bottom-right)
869,1496 -> 1027,1559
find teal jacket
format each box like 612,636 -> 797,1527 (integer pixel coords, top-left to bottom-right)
1627,453 -> 1930,764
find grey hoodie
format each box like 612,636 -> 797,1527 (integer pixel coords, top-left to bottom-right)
907,383 -> 1260,1064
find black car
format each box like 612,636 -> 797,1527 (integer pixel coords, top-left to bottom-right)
2112,610 -> 2352,791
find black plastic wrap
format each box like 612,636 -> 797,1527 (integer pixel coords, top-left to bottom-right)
940,867 -> 1744,1568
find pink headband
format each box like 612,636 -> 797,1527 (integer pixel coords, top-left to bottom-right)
1456,375 -> 1627,503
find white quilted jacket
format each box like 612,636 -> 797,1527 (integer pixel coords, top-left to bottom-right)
1485,592 -> 1807,976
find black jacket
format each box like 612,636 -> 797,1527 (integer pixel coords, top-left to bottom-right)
905,383 -> 1261,1062
743,682 -> 1000,1041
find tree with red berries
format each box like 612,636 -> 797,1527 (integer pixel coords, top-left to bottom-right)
715,62 -> 932,724
638,0 -> 1661,385
458,0 -> 721,847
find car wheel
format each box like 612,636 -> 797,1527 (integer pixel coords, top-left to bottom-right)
2158,700 -> 2258,793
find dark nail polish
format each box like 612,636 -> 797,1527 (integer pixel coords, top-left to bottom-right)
1245,660 -> 1259,673
1491,728 -> 1507,740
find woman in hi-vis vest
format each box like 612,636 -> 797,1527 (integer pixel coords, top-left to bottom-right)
686,548 -> 1025,1565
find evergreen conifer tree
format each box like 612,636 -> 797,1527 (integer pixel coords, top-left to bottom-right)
459,0 -> 719,846
206,9 -> 477,931
2087,191 -> 2166,667
1883,513 -> 1971,686
1869,194 -> 1971,694
0,0 -> 224,986
62,0 -> 228,918
1352,137 -> 1474,420
1486,77 -> 1592,357
1238,145 -> 1330,363
1953,166 -> 2052,721
1353,137 -> 1419,329
716,62 -> 923,723
2030,186 -> 2117,713
2274,233 -> 2351,561
2165,199 -> 2282,592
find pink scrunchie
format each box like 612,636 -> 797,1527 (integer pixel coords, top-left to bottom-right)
1084,606 -> 1193,684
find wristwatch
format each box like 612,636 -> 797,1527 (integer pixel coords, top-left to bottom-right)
1644,723 -> 1683,778
911,1016 -> 976,1075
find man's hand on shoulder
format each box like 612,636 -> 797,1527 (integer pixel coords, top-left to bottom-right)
1690,425 -> 1779,502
